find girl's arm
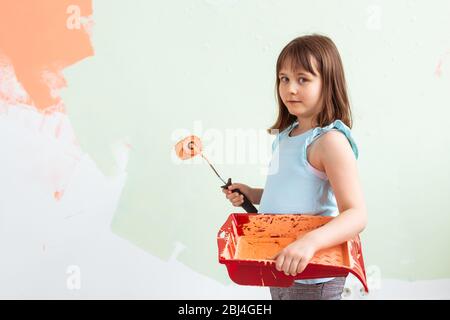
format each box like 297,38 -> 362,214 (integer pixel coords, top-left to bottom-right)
304,131 -> 368,250
274,131 -> 368,276
250,188 -> 264,205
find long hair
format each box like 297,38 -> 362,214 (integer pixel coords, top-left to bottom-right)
268,34 -> 352,134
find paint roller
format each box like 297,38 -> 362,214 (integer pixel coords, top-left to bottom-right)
174,135 -> 257,213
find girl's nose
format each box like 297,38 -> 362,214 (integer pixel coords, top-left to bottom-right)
289,84 -> 299,94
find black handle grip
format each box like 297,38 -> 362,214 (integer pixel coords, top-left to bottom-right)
221,178 -> 258,213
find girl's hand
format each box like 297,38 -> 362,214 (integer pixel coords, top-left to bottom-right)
272,236 -> 318,276
222,183 -> 253,206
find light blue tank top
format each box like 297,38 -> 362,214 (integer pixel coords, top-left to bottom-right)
258,119 -> 359,284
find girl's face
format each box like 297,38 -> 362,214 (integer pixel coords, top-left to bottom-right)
278,57 -> 323,121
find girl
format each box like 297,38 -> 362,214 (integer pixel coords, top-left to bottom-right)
222,34 -> 367,300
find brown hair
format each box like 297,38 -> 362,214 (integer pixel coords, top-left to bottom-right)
267,34 -> 352,134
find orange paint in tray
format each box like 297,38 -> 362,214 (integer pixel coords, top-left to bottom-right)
217,213 -> 368,292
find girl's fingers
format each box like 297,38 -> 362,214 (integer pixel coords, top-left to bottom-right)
282,258 -> 293,275
296,260 -> 309,275
232,195 -> 244,206
275,254 -> 285,272
228,192 -> 241,200
223,189 -> 244,206
222,189 -> 244,207
289,258 -> 301,276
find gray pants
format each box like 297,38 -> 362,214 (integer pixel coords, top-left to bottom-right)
269,277 -> 346,300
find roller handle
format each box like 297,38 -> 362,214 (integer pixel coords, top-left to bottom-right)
221,178 -> 258,213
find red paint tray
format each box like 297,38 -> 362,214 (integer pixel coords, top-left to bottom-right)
217,213 -> 368,292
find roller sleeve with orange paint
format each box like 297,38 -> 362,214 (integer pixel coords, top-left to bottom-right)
174,135 -> 202,160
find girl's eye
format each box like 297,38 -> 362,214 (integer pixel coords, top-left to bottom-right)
279,76 -> 308,84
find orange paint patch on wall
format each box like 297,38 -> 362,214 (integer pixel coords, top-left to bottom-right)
0,0 -> 94,111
